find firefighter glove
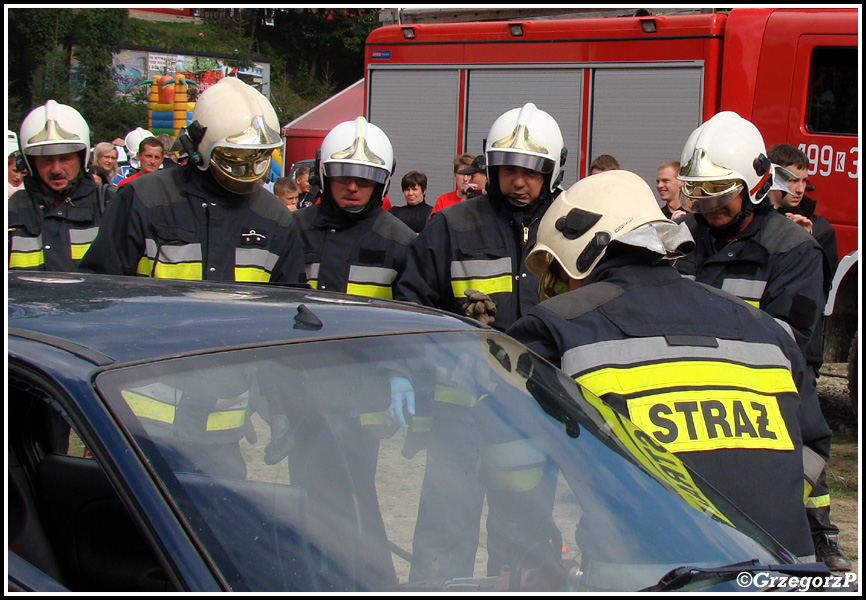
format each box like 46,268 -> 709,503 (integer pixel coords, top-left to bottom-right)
386,376 -> 416,428
264,413 -> 293,465
462,288 -> 497,325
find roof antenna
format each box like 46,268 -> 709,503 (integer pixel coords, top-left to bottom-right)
294,304 -> 323,330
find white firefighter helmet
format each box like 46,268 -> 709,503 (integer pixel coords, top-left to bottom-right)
677,111 -> 773,213
124,127 -> 154,158
527,170 -> 694,298
318,116 -> 395,204
7,130 -> 19,159
484,103 -> 566,194
192,77 -> 282,194
19,100 -> 91,172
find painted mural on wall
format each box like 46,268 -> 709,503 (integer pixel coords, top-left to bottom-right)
112,49 -> 268,103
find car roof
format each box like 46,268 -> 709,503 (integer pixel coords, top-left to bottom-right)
8,272 -> 480,366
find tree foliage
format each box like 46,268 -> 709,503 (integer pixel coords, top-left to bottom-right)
8,8 -> 135,143
8,8 -> 379,142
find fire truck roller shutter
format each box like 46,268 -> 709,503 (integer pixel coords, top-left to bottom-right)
466,68 -> 582,191
367,68 -> 460,206
590,65 -> 703,200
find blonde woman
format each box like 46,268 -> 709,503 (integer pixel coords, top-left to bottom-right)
92,142 -> 120,184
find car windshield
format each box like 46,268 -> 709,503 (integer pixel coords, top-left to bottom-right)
96,331 -> 790,592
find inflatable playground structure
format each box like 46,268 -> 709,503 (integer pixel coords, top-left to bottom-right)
146,74 -> 197,136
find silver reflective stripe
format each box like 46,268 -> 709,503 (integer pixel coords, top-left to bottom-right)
721,278 -> 766,302
144,238 -> 158,259
159,244 -> 203,263
773,317 -> 797,341
10,235 -> 43,252
306,262 -> 320,280
349,264 -> 397,285
681,274 -> 696,281
69,227 -> 99,245
561,336 -> 791,377
236,247 -> 279,271
451,256 -> 512,279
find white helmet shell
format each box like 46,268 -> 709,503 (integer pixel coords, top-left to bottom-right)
527,170 -> 693,289
677,111 -> 772,212
191,77 -> 282,194
19,100 -> 91,172
124,127 -> 154,170
124,127 -> 154,157
485,103 -> 565,194
7,130 -> 19,159
319,116 -> 395,203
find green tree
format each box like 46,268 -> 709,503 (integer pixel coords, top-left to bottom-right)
8,8 -> 134,143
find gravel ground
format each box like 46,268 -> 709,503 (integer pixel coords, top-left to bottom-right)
815,363 -> 859,577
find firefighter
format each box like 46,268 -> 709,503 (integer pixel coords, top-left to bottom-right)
9,100 -> 114,271
394,102 -> 567,332
506,169 -> 832,561
673,112 -> 850,570
292,116 -> 416,298
80,78 -> 306,478
79,77 -> 305,283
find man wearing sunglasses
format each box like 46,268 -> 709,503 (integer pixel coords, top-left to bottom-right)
80,77 -> 306,285
673,112 -> 849,571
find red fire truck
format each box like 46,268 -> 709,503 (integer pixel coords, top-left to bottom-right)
364,7 -> 859,396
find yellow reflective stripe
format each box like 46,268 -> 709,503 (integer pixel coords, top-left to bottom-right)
122,390 -> 176,424
70,243 -> 91,260
576,361 -> 798,397
625,390 -> 794,453
360,411 -> 390,426
136,256 -> 154,276
206,409 -> 247,431
806,493 -> 831,509
581,388 -> 733,526
433,384 -> 477,408
308,279 -> 319,290
9,251 -> 45,269
153,261 -> 203,280
745,299 -> 760,308
451,275 -> 513,297
346,282 -> 393,299
234,266 -> 271,282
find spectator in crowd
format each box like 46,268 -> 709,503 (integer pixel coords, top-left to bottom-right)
589,153 -> 619,175
8,133 -> 26,197
273,176 -> 300,211
9,100 -> 114,271
390,171 -> 432,233
767,143 -> 839,271
116,137 -> 165,187
656,159 -> 685,219
157,133 -> 179,169
430,153 -> 475,214
92,141 -> 120,184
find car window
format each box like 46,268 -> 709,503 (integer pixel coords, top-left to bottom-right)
96,331 -> 788,592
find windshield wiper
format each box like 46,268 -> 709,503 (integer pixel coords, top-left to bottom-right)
643,559 -> 832,592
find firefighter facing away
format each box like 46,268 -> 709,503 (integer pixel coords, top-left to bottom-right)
506,169 -> 832,560
673,111 -> 849,570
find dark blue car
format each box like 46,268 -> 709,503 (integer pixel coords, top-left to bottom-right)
8,272 -> 836,592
